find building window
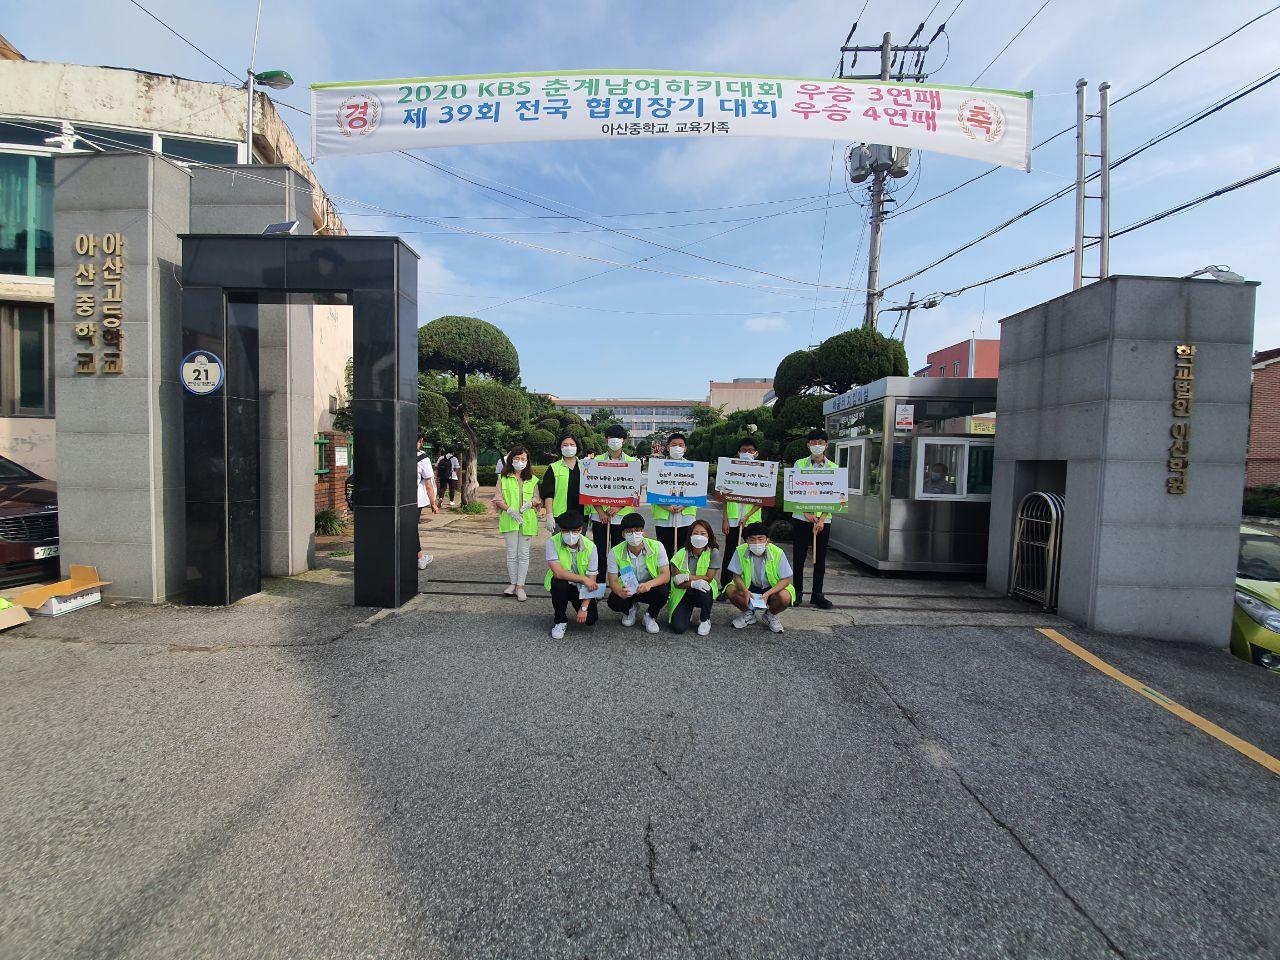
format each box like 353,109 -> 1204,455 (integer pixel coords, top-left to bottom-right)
954,361 -> 961,377
938,364 -> 946,377
160,136 -> 239,166
914,438 -> 994,501
0,302 -> 54,417
0,152 -> 53,278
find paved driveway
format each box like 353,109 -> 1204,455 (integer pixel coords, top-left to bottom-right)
1,513 -> 1275,959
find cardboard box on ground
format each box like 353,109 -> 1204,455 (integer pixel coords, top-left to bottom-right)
10,565 -> 111,619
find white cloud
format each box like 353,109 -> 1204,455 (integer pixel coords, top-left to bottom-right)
745,315 -> 788,332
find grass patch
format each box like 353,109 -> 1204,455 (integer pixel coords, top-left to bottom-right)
330,549 -> 353,558
459,501 -> 488,515
315,509 -> 349,536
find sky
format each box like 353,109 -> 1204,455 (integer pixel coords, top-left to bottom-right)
9,0 -> 1280,400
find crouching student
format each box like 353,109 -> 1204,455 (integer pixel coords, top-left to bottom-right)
606,513 -> 670,634
544,510 -> 599,640
667,518 -> 720,636
725,521 -> 795,634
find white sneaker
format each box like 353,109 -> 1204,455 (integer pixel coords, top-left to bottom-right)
765,612 -> 784,634
753,608 -> 765,623
643,614 -> 660,634
732,612 -> 754,629
621,608 -> 637,627
551,622 -> 567,640
697,619 -> 712,636
417,555 -> 432,570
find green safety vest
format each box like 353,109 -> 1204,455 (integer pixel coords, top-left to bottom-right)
667,546 -> 720,616
543,533 -> 596,592
734,542 -> 796,603
548,459 -> 578,517
585,453 -> 639,521
611,539 -> 663,586
792,456 -> 834,520
726,501 -> 764,526
499,473 -> 540,535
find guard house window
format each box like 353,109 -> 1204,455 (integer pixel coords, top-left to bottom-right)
914,438 -> 994,501
836,439 -> 867,496
0,303 -> 54,417
0,152 -> 54,278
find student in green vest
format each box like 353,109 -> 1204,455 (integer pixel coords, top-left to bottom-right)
494,444 -> 542,602
719,435 -> 766,594
544,510 -> 599,640
667,518 -> 721,636
651,432 -> 697,557
725,521 -> 795,634
540,432 -> 585,533
790,428 -> 835,610
606,513 -> 671,634
588,424 -> 639,563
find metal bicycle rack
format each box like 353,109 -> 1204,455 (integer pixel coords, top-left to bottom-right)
1009,491 -> 1066,611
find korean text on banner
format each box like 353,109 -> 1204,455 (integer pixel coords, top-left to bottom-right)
714,458 -> 778,506
311,71 -> 1033,171
646,459 -> 709,508
579,457 -> 643,507
782,466 -> 849,514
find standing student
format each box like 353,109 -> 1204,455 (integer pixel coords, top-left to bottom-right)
495,444 -> 542,601
790,428 -> 835,609
587,424 -> 639,564
544,510 -> 599,640
447,450 -> 461,505
435,450 -> 452,506
725,521 -> 795,634
650,432 -> 697,557
719,436 -> 766,593
606,513 -> 671,634
540,433 -> 585,532
415,432 -> 440,570
667,518 -> 720,636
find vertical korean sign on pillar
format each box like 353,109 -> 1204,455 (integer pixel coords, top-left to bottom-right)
312,71 -> 1033,172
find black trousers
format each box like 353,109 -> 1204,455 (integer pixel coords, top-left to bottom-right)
720,525 -> 741,589
416,506 -> 424,553
790,517 -> 831,602
607,584 -> 670,619
592,517 -> 620,565
655,525 -> 689,558
670,589 -> 713,634
550,578 -> 598,626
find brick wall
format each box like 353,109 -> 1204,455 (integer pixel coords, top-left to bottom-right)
314,431 -> 352,516
1247,362 -> 1280,486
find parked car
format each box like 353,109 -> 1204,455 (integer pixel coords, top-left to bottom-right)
1232,523 -> 1280,672
0,455 -> 59,586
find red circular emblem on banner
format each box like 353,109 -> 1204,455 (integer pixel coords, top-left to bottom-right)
336,93 -> 382,139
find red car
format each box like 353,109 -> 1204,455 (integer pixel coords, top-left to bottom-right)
0,456 -> 59,585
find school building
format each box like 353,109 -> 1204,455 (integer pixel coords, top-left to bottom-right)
913,337 -> 1000,379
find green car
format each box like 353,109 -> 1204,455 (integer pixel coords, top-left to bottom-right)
1232,524 -> 1280,672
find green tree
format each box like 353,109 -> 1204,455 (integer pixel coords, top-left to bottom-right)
686,402 -> 726,431
418,316 -> 526,504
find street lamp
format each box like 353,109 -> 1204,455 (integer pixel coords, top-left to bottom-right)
244,68 -> 293,164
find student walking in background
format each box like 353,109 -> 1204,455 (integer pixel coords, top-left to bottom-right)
720,435 -> 764,595
544,510 -> 599,640
447,450 -> 461,505
651,432 -> 697,557
606,513 -> 671,634
668,518 -> 720,636
435,450 -> 452,506
494,444 -> 541,601
415,432 -> 440,570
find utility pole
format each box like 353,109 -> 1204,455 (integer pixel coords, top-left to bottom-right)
840,30 -> 930,330
1072,79 -> 1113,288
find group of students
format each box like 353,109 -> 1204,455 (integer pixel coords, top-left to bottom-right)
480,424 -> 840,639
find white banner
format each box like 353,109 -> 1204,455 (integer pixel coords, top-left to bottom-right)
311,70 -> 1033,170
579,457 -> 643,507
783,466 -> 849,514
714,458 -> 778,506
646,459 -> 709,508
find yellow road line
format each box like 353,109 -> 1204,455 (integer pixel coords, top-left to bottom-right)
1037,627 -> 1280,777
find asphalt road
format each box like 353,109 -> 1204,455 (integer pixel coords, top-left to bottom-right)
1,515 -> 1276,959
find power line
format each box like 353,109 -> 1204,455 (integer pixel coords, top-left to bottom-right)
882,64 -> 1280,292
889,1 -> 1280,220
970,0 -> 1054,85
809,144 -> 839,345
124,0 -> 240,82
909,161 -> 1280,303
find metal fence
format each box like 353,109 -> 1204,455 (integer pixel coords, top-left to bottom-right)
1009,491 -> 1066,611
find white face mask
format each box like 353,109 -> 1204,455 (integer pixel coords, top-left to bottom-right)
511,459 -> 527,471
808,444 -> 827,459
689,533 -> 709,549
668,446 -> 685,459
738,451 -> 755,461
749,542 -> 768,556
562,531 -> 580,545
561,445 -> 577,458
607,437 -> 624,451
625,531 -> 645,547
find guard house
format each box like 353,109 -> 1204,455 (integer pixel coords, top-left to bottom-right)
823,376 -> 997,573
